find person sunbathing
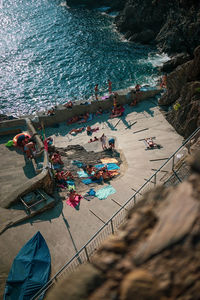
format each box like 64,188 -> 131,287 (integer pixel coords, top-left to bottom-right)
64,100 -> 73,109
67,115 -> 79,125
86,165 -> 96,175
51,151 -> 64,165
79,112 -> 89,123
88,136 -> 99,143
145,138 -> 156,148
69,127 -> 84,135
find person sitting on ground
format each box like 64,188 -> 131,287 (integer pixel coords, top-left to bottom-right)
108,137 -> 115,150
47,107 -> 55,116
51,151 -> 64,165
145,137 -> 156,148
86,125 -> 92,135
88,136 -> 99,143
135,84 -> 141,92
23,141 -> 36,159
96,107 -> 103,116
94,84 -> 99,100
86,164 -> 96,175
111,105 -> 125,118
64,100 -> 73,109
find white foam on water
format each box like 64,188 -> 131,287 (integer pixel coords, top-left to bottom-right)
147,52 -> 171,67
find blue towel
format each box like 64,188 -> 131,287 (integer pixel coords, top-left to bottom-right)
66,180 -> 75,186
82,178 -> 93,185
96,185 -> 116,200
77,170 -> 88,178
95,164 -> 105,169
87,188 -> 96,196
107,163 -> 120,170
72,160 -> 83,168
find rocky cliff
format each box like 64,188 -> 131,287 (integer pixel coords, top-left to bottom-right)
115,0 -> 200,55
47,151 -> 200,300
159,45 -> 200,138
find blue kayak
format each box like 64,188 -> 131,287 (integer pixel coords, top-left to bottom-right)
4,231 -> 51,300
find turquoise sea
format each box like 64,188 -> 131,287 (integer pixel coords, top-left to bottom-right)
0,0 -> 168,116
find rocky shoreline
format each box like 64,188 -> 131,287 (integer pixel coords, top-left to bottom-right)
66,0 -> 200,138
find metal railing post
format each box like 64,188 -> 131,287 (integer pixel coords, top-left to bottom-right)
84,247 -> 90,262
154,174 -> 157,186
134,195 -> 136,204
110,219 -> 114,234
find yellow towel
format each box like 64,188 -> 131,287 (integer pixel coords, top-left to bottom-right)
101,158 -> 118,164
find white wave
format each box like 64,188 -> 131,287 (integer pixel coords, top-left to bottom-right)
147,53 -> 170,67
59,1 -> 70,8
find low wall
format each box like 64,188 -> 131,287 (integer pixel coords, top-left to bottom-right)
37,89 -> 161,127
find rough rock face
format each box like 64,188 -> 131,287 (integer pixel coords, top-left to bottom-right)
47,153 -> 200,300
159,45 -> 200,138
115,0 -> 200,55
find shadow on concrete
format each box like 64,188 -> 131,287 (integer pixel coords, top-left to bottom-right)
12,193 -> 64,228
38,98 -> 158,137
61,211 -> 82,262
23,160 -> 36,179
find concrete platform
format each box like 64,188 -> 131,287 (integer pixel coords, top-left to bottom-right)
0,99 -> 184,298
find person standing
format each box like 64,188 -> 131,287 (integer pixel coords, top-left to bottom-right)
94,84 -> 99,100
108,79 -> 112,94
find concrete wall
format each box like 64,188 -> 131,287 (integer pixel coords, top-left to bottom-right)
37,89 -> 160,127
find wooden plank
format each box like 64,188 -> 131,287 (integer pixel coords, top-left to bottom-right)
133,128 -> 149,134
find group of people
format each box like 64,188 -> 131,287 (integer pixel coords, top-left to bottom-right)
94,79 -> 112,100
83,164 -> 116,182
100,134 -> 115,151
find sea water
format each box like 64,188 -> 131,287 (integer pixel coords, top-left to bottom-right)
0,0 -> 168,116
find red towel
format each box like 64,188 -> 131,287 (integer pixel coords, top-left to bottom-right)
66,195 -> 83,208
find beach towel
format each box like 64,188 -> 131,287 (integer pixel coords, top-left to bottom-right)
107,163 -> 120,170
81,178 -> 93,185
77,170 -> 88,178
87,188 -> 96,196
72,160 -> 83,168
96,185 -> 116,200
68,185 -> 75,191
95,164 -> 106,169
66,180 -> 75,186
101,158 -> 118,164
66,195 -> 83,208
82,178 -> 102,185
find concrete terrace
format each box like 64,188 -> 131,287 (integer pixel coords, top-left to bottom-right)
0,99 -> 184,297
0,135 -> 36,201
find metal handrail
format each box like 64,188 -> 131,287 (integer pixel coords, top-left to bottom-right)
31,126 -> 200,300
